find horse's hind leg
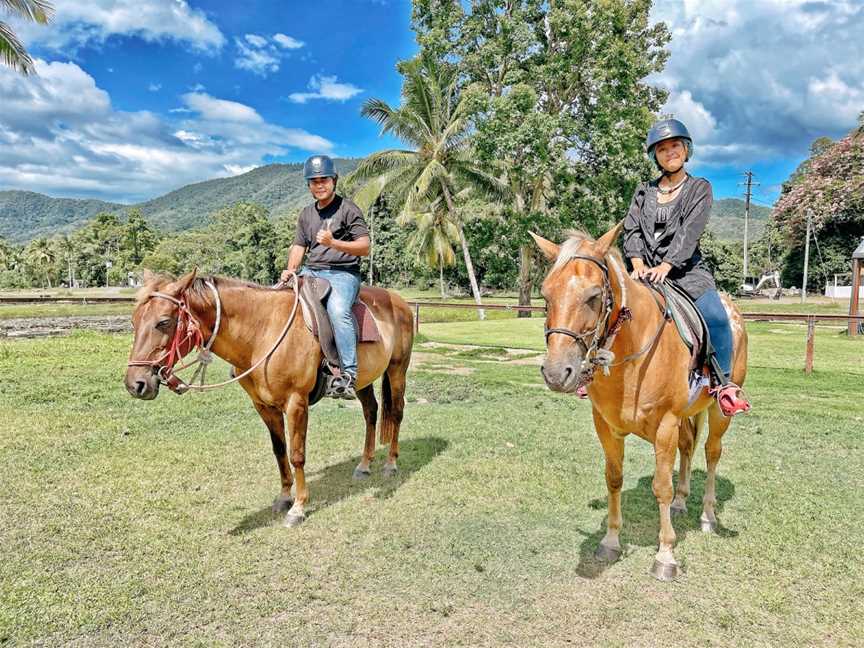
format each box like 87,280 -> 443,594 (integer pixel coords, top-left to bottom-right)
379,363 -> 407,478
252,401 -> 294,514
593,409 -> 625,562
353,385 -> 378,480
701,404 -> 731,533
672,411 -> 705,515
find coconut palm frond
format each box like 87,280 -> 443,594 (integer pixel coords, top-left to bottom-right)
4,0 -> 53,23
450,161 -> 511,202
361,98 -> 425,147
347,149 -> 418,185
0,21 -> 35,75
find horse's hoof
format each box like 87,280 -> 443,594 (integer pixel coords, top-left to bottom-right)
671,502 -> 688,516
650,559 -> 680,581
382,464 -> 398,478
352,467 -> 372,481
700,518 -> 718,534
271,496 -> 294,514
283,512 -> 306,528
594,544 -> 622,562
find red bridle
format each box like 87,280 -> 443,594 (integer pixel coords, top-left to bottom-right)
127,290 -> 206,393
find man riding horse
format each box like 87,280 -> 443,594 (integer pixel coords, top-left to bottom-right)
280,155 -> 370,400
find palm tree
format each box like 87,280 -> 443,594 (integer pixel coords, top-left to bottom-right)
346,54 -> 507,319
399,196 -> 460,298
1,0 -> 53,75
24,237 -> 55,288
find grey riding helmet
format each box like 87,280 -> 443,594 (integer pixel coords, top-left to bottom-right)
303,155 -> 338,182
646,119 -> 693,166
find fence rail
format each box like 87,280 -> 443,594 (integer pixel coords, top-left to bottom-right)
2,296 -> 861,373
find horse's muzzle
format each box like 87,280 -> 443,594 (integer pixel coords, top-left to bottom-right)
540,356 -> 587,394
125,368 -> 160,400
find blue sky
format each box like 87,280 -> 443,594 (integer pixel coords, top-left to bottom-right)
1,0 -> 861,208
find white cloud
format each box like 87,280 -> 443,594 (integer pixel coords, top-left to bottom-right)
288,75 -> 363,104
148,83 -> 161,92
0,61 -> 333,203
224,164 -> 258,176
181,93 -> 262,123
11,0 -> 225,53
234,33 -> 304,77
274,33 -> 304,49
244,34 -> 269,48
651,0 -> 864,166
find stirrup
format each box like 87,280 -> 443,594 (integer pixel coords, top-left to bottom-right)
327,374 -> 357,400
710,382 -> 751,417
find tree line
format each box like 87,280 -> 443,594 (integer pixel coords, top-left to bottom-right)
2,1 -> 860,297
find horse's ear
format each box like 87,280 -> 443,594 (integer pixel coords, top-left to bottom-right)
168,268 -> 197,295
142,269 -> 156,284
529,232 -> 560,262
594,220 -> 625,256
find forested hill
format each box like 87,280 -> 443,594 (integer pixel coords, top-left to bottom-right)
2,162 -> 768,244
707,198 -> 771,241
0,159 -> 360,243
0,191 -> 124,242
136,159 -> 359,231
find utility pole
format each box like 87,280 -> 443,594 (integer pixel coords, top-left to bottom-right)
801,209 -> 812,303
368,201 -> 375,286
738,170 -> 758,288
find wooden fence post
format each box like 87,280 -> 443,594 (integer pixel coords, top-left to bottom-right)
804,316 -> 815,374
414,302 -> 420,334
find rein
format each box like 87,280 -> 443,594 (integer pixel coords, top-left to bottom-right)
127,273 -> 301,394
544,253 -> 668,384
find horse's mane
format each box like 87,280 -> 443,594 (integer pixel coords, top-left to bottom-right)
135,273 -> 279,305
553,229 -> 624,272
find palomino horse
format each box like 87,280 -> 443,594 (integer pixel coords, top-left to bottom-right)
124,270 -> 414,527
531,223 -> 748,580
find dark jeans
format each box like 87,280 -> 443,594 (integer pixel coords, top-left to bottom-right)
695,289 -> 733,379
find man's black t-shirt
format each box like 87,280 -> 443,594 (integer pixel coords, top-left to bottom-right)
293,195 -> 369,273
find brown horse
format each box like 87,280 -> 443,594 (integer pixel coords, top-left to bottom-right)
124,270 -> 414,527
531,223 -> 748,580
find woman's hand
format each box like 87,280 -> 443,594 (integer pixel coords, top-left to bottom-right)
629,258 -> 647,280
644,262 -> 673,284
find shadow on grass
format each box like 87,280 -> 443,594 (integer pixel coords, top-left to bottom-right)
575,468 -> 737,578
229,436 -> 448,535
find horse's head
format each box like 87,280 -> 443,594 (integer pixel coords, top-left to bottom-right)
531,222 -> 624,393
125,269 -> 198,400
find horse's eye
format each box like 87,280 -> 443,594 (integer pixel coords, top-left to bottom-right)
156,318 -> 173,330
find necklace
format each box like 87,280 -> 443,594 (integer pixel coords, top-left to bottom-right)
657,174 -> 689,195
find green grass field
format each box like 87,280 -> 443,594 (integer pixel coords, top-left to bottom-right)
1,319 -> 863,646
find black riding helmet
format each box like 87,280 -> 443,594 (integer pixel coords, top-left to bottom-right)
303,155 -> 338,182
646,119 -> 693,168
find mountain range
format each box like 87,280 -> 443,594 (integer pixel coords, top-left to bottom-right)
0,161 -> 769,244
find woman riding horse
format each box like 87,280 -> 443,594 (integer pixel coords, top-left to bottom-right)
623,118 -> 750,416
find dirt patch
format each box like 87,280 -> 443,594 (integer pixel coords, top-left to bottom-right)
0,316 -> 131,338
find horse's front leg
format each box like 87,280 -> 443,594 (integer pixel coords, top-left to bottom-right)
651,411 -> 681,580
252,401 -> 294,514
283,391 -> 310,527
593,408 -> 625,562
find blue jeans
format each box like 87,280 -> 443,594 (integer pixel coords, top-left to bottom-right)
695,289 -> 733,379
301,268 -> 361,377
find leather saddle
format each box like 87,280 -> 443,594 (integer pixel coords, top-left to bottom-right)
655,281 -> 712,373
297,276 -> 381,405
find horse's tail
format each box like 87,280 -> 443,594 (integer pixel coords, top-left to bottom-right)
379,370 -> 394,445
